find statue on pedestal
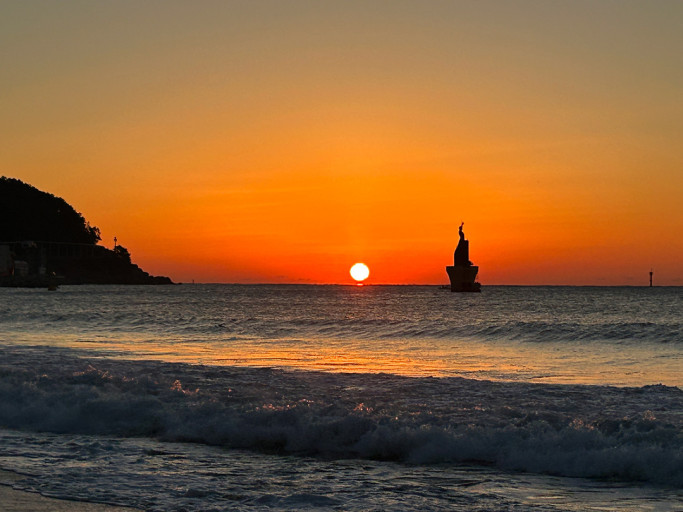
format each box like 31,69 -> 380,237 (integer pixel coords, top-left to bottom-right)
446,222 -> 481,292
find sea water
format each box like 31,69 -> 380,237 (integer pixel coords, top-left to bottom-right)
0,285 -> 681,511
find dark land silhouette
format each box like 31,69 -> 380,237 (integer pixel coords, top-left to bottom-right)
446,222 -> 481,292
0,177 -> 172,286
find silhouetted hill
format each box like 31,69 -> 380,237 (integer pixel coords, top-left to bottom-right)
0,177 -> 172,285
0,176 -> 100,244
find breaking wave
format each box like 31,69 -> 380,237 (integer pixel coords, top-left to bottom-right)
1,347 -> 681,487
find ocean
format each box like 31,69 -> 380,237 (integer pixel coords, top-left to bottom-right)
0,284 -> 681,511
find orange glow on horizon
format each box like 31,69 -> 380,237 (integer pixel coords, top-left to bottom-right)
3,3 -> 682,285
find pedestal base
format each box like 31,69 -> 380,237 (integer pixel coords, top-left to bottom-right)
446,265 -> 481,292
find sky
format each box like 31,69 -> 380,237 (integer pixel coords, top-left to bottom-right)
2,0 -> 682,285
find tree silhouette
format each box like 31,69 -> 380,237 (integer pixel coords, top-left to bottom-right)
114,245 -> 131,263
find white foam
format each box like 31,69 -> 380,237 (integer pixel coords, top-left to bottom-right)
1,346 -> 680,487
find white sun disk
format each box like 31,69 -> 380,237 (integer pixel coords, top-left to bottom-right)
350,263 -> 370,282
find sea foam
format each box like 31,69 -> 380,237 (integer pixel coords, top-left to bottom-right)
1,346 -> 680,487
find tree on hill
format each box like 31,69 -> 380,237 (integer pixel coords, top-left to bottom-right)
0,176 -> 101,244
114,245 -> 131,263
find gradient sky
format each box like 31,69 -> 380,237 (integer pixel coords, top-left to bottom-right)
2,1 -> 681,284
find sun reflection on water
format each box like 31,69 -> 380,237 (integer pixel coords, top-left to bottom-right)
6,331 -> 680,387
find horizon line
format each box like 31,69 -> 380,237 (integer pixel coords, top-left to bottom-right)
174,282 -> 680,287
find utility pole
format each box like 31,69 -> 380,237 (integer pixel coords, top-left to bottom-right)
114,236 -> 117,249
649,269 -> 653,287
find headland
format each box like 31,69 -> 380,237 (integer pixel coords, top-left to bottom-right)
0,177 -> 172,286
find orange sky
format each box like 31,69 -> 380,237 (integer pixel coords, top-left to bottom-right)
2,1 -> 682,284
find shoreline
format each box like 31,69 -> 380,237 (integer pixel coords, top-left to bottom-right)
0,470 -> 138,512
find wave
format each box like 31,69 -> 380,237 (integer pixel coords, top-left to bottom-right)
1,346 -> 681,487
217,317 -> 682,346
3,307 -> 680,345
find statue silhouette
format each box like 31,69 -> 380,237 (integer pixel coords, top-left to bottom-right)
453,222 -> 471,266
446,221 -> 480,292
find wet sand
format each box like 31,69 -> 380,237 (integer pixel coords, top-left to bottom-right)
0,470 -> 138,511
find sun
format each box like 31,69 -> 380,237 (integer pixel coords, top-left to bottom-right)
350,263 -> 370,282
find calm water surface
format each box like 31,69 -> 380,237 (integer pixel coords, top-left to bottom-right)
2,284 -> 681,385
